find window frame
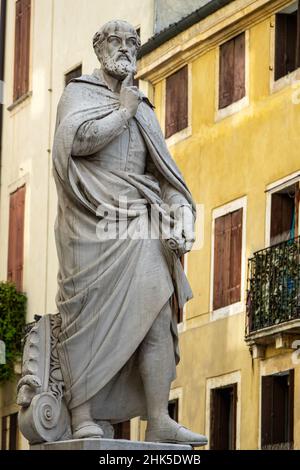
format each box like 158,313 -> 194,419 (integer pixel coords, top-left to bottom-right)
205,371 -> 241,450
12,0 -> 32,104
265,171 -> 300,248
215,30 -> 249,122
210,383 -> 237,450
260,369 -> 294,450
270,1 -> 300,94
210,196 -> 247,321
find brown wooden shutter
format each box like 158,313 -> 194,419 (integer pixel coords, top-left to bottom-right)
213,209 -> 242,310
233,33 -> 246,103
210,388 -> 221,450
272,375 -> 287,444
219,38 -> 235,109
229,208 -> 243,305
270,193 -> 294,245
275,11 -> 298,81
165,65 -> 188,138
13,0 -> 31,101
7,186 -> 25,292
213,215 -> 225,310
7,192 -> 17,284
262,372 -> 294,448
261,375 -> 273,447
9,413 -> 18,450
219,33 -> 245,109
13,0 -> 22,100
275,14 -> 287,81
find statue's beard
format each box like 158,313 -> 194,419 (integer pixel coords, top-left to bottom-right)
100,53 -> 136,80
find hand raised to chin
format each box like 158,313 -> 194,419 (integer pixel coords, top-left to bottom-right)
120,72 -> 141,119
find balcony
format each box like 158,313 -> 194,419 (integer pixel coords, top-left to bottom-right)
245,236 -> 300,357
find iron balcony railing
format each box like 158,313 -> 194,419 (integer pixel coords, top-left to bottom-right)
246,236 -> 300,334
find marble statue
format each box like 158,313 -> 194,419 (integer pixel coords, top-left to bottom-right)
17,20 -> 207,447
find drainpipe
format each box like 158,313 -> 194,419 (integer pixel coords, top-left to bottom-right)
0,0 -> 7,187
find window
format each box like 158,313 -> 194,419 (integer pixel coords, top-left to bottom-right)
213,208 -> 243,310
1,413 -> 18,450
261,370 -> 294,450
165,65 -> 188,138
275,1 -> 300,81
270,182 -> 300,245
65,65 -> 82,87
219,33 -> 246,109
13,0 -> 31,101
210,384 -> 237,450
7,185 -> 25,292
113,420 -> 131,440
168,398 -> 179,422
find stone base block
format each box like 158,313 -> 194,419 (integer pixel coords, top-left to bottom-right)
31,438 -> 192,451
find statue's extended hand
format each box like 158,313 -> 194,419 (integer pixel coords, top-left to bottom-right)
120,73 -> 141,119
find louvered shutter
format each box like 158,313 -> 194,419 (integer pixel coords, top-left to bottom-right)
165,65 -> 188,138
213,209 -> 243,310
13,0 -> 31,101
7,186 -> 25,291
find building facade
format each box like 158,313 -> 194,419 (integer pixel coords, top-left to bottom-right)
137,0 -> 300,450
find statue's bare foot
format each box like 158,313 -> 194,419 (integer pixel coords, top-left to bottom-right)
72,420 -> 104,439
145,415 -> 207,446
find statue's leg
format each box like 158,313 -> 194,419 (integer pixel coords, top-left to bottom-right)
138,299 -> 175,420
138,299 -> 207,446
71,400 -> 104,439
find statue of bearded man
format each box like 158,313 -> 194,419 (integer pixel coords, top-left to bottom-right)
52,19 -> 207,446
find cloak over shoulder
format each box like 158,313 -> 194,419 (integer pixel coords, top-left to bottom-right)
52,70 -> 195,420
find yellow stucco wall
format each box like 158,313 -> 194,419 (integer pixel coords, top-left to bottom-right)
138,0 -> 300,449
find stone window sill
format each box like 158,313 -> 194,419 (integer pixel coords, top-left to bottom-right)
7,91 -> 32,112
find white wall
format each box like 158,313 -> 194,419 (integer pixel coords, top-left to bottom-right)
0,0 -> 155,321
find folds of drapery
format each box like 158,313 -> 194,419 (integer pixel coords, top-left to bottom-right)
52,74 -> 194,418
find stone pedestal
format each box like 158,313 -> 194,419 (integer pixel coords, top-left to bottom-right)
31,438 -> 192,451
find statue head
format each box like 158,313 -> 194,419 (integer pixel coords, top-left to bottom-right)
93,20 -> 141,80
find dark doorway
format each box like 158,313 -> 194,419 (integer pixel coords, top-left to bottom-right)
210,384 -> 237,450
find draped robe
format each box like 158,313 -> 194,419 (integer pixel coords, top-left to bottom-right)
52,69 -> 195,421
